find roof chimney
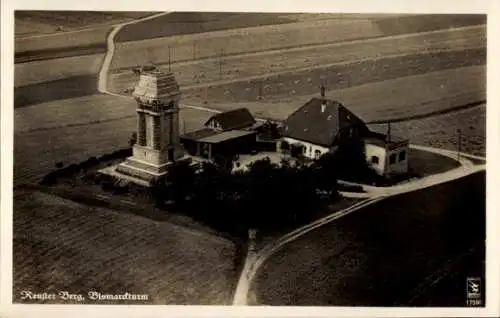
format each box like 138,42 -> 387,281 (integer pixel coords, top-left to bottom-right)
320,85 -> 326,113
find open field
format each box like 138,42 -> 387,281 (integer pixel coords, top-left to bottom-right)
14,103 -> 212,186
15,11 -> 155,37
15,65 -> 485,134
199,66 -> 485,123
13,189 -> 236,304
111,19 -> 384,69
14,94 -> 134,132
111,15 -> 484,69
252,171 -> 485,306
16,26 -> 109,54
21,49 -> 484,110
178,49 -> 484,110
16,21 -> 484,108
115,12 -> 338,43
109,25 -> 485,93
15,53 -> 104,88
15,74 -> 99,108
368,104 -> 486,157
15,12 -> 153,63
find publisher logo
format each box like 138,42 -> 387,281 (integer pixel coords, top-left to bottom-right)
466,277 -> 482,307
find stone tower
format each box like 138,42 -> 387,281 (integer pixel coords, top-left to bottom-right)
116,70 -> 186,185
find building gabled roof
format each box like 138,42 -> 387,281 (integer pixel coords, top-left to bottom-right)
205,108 -> 256,131
363,130 -> 409,149
180,128 -> 219,141
282,98 -> 367,147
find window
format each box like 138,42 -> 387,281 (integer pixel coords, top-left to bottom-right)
389,154 -> 397,165
399,151 -> 407,162
314,149 -> 322,159
371,156 -> 379,164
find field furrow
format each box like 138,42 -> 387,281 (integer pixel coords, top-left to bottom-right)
111,18 -> 385,69
13,190 -> 236,304
109,26 -> 485,95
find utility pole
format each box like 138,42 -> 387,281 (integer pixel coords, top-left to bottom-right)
387,122 -> 391,142
168,45 -> 172,72
457,129 -> 462,161
219,48 -> 224,80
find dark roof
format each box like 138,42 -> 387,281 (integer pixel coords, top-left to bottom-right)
363,131 -> 409,148
198,130 -> 257,144
180,128 -> 219,141
282,98 -> 367,147
205,108 -> 256,131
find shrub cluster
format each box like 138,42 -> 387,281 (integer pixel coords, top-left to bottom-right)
149,157 -> 341,235
40,148 -> 132,186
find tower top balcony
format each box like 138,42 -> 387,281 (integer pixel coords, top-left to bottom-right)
133,70 -> 181,108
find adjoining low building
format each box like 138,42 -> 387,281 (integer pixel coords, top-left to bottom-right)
279,87 -> 409,177
181,128 -> 257,161
180,107 -> 259,161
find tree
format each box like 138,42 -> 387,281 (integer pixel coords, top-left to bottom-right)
259,121 -> 281,140
164,160 -> 197,204
318,137 -> 375,183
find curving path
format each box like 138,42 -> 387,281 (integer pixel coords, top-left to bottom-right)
97,11 -> 172,94
232,147 -> 486,305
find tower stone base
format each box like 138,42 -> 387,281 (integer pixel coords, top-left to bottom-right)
112,154 -> 191,187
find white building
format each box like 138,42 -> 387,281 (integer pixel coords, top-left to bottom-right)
278,90 -> 409,177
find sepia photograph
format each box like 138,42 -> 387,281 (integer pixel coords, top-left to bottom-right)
2,1 -> 500,317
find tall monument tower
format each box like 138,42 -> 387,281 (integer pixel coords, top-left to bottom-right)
115,70 -> 186,185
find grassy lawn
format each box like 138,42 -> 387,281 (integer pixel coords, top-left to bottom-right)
13,188 -> 236,304
252,171 -> 485,306
408,149 -> 461,176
